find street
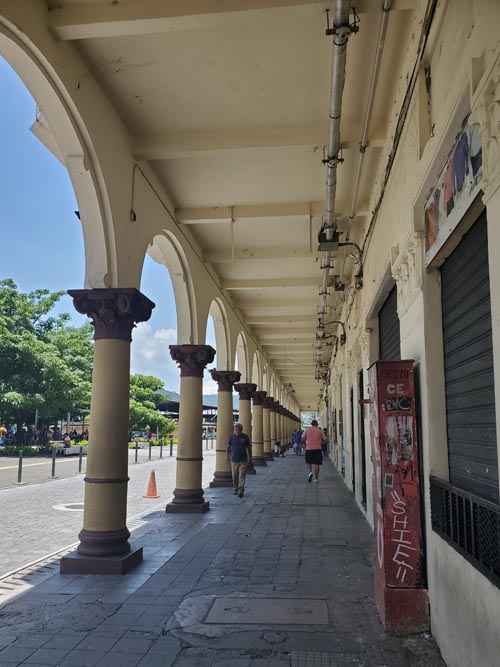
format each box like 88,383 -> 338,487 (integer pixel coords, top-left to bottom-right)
0,449 -> 216,579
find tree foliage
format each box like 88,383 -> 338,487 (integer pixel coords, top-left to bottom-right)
0,279 -> 93,431
0,281 -> 175,440
129,374 -> 175,435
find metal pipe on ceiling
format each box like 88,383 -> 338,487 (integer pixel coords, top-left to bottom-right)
318,0 -> 353,359
346,0 -> 393,243
334,0 -> 394,350
332,0 -> 394,325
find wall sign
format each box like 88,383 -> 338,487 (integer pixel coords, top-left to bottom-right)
424,118 -> 483,266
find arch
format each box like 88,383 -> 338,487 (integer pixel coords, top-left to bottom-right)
147,232 -> 197,344
261,364 -> 269,392
208,298 -> 230,371
235,331 -> 249,382
0,21 -> 113,288
251,351 -> 261,388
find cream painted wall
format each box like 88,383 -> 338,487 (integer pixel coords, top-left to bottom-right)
326,3 -> 500,666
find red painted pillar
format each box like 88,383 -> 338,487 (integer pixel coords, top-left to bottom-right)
369,360 -> 429,635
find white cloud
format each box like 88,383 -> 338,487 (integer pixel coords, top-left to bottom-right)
131,322 -> 180,391
131,323 -> 220,395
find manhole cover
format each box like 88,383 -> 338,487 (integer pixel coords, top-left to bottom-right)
52,503 -> 84,512
205,597 -> 329,625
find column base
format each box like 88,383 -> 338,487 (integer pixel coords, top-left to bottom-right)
60,547 -> 143,575
374,571 -> 429,635
264,452 -> 274,461
252,456 -> 267,466
166,487 -> 210,513
210,471 -> 234,487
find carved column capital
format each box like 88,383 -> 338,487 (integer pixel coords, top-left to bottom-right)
210,370 -> 241,392
234,383 -> 257,400
263,396 -> 274,410
68,288 -> 154,341
169,345 -> 216,378
252,390 -> 267,406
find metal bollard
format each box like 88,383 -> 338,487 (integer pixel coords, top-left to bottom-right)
135,441 -> 138,464
79,446 -> 83,473
149,442 -> 152,460
17,450 -> 23,484
169,436 -> 173,456
51,446 -> 56,478
160,442 -> 163,459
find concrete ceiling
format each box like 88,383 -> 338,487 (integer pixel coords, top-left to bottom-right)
48,0 -> 414,408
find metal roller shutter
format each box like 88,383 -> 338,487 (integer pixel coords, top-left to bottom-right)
379,285 -> 401,361
441,212 -> 498,503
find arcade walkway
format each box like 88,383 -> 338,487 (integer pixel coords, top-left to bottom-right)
0,455 -> 445,667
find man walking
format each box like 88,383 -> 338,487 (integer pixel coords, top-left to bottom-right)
301,419 -> 327,483
227,422 -> 252,497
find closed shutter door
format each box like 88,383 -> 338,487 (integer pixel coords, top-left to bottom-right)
441,212 -> 498,503
379,285 -> 401,361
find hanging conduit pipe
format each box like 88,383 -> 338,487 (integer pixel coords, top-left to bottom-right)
346,0 -> 393,243
332,0 -> 393,327
319,0 -> 353,333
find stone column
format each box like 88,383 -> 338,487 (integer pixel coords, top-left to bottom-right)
61,288 -> 154,575
167,344 -> 216,512
210,370 -> 241,487
269,398 -> 277,452
275,403 -> 281,444
235,383 -> 257,475
263,397 -> 274,461
251,391 -> 267,466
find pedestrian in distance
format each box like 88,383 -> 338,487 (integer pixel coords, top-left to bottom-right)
302,419 -> 327,483
293,428 -> 303,455
226,422 -> 252,498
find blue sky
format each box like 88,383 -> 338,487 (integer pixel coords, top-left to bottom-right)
0,57 -> 216,394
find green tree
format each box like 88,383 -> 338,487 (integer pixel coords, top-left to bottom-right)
0,280 -> 93,438
129,374 -> 175,435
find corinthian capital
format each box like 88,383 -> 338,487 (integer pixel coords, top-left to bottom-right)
169,345 -> 216,378
68,288 -> 154,342
210,370 -> 241,392
234,383 -> 257,400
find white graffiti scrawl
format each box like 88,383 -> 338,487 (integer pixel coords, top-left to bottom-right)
390,490 -> 416,582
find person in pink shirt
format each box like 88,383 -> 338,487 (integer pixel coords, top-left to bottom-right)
301,419 -> 327,483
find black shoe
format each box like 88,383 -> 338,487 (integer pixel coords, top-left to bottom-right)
238,490 -> 244,498
233,488 -> 238,495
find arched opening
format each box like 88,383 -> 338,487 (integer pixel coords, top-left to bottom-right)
208,298 -> 230,372
0,32 -> 112,288
251,352 -> 261,389
147,233 -> 196,345
235,332 -> 249,383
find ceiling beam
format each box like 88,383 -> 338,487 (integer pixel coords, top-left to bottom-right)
238,298 -> 317,309
204,247 -> 316,263
222,277 -> 319,289
50,1 -> 327,40
177,201 -> 368,224
261,340 -> 315,346
49,0 -> 416,41
252,327 -> 316,340
133,128 -> 385,161
246,314 -> 318,324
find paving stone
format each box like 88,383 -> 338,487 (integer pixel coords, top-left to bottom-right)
0,457 -> 445,667
24,647 -> 71,664
59,650 -> 107,666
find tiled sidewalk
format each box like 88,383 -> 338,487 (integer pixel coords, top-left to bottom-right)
0,455 -> 446,666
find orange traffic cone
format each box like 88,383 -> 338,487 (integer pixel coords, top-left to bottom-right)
143,470 -> 160,498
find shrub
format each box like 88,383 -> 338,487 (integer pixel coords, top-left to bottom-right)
0,446 -> 39,457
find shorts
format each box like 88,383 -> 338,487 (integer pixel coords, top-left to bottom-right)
305,449 -> 323,465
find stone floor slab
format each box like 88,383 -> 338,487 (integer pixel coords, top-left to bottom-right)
205,597 -> 329,625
